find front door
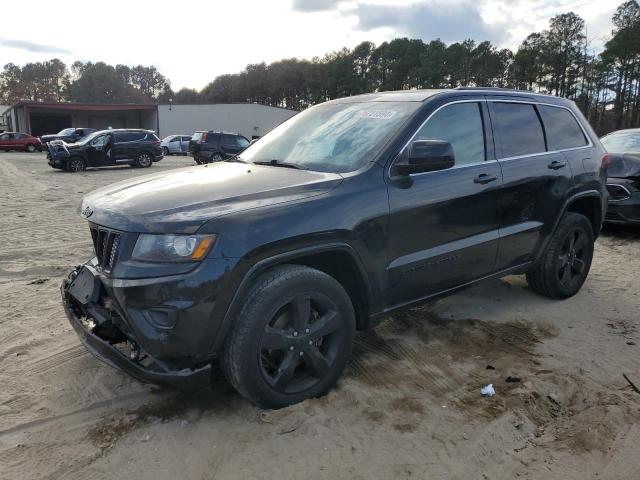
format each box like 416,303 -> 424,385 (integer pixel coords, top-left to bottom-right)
87,134 -> 109,166
386,100 -> 502,307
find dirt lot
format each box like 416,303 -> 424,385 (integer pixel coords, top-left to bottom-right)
1,152 -> 639,480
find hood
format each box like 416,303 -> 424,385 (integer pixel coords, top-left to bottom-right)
607,153 -> 640,178
81,162 -> 343,233
41,134 -> 62,142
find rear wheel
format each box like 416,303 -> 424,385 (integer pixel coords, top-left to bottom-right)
526,212 -> 594,299
66,157 -> 85,172
221,265 -> 355,409
135,151 -> 153,168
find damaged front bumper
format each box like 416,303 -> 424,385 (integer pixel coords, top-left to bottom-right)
61,264 -> 212,389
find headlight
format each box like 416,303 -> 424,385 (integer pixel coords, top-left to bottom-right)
132,234 -> 216,262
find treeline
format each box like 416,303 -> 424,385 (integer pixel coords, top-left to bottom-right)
0,61 -> 170,105
1,1 -> 639,134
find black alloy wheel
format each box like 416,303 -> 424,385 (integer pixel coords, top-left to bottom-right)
221,265 -> 355,408
259,293 -> 342,394
557,227 -> 590,290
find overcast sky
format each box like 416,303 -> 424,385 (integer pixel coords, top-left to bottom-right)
0,0 -> 619,91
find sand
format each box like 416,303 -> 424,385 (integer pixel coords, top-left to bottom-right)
1,152 -> 639,480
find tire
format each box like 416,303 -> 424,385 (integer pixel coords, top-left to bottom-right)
135,151 -> 153,168
221,265 -> 356,409
26,144 -> 36,153
210,153 -> 223,162
66,157 -> 85,173
162,147 -> 169,156
526,212 -> 594,299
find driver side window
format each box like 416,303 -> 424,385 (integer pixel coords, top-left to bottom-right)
414,102 -> 486,166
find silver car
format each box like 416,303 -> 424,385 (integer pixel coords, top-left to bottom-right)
161,135 -> 191,155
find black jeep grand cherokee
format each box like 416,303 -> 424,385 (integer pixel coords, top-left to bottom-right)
62,89 -> 607,408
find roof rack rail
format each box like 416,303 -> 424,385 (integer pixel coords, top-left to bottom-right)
455,87 -> 519,91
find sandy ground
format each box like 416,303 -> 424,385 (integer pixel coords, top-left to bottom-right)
0,151 -> 639,480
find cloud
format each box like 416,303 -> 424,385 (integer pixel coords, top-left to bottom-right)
0,37 -> 71,54
291,0 -> 342,12
353,1 -> 505,44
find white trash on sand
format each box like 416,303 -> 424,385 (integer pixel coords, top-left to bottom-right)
481,384 -> 496,397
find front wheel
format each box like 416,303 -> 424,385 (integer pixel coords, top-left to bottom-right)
66,157 -> 85,172
162,147 -> 169,156
26,144 -> 36,153
526,212 -> 594,299
210,153 -> 223,162
135,151 -> 153,168
221,265 -> 355,409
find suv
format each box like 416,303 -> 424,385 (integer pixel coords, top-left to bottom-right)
188,131 -> 250,164
61,89 -> 607,408
48,129 -> 163,172
40,127 -> 97,147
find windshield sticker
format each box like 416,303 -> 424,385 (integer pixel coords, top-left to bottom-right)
359,110 -> 396,119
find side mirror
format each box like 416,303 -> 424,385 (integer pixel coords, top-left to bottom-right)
394,140 -> 455,176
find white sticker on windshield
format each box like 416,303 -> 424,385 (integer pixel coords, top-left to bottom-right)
359,110 -> 396,119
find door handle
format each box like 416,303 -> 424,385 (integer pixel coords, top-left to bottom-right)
474,173 -> 498,184
548,160 -> 567,170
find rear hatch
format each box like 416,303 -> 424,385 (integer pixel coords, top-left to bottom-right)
189,131 -> 205,153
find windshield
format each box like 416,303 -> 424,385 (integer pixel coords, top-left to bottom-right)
57,128 -> 76,136
76,131 -> 103,145
602,131 -> 640,153
239,102 -> 421,173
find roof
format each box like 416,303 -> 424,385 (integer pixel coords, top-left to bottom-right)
9,102 -> 156,111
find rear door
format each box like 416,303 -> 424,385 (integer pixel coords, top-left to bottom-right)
488,100 -> 574,270
386,100 -> 502,306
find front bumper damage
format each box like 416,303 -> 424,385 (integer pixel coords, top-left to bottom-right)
61,264 -> 212,389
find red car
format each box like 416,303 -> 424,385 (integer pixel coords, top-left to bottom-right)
0,132 -> 43,152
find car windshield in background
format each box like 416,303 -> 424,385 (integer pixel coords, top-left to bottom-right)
239,102 -> 421,173
601,132 -> 640,153
58,128 -> 76,136
192,132 -> 204,142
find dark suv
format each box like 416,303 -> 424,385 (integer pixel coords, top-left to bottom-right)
61,89 -> 607,408
48,129 -> 163,172
188,131 -> 250,164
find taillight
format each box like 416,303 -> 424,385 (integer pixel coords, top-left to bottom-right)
601,154 -> 611,168
201,133 -> 208,143
153,140 -> 161,146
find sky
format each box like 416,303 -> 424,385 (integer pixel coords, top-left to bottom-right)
0,0 -> 620,91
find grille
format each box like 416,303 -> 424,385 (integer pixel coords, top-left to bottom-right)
89,224 -> 122,272
606,184 -> 631,201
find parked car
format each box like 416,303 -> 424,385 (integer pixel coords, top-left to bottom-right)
48,129 -> 163,172
161,134 -> 191,156
61,88 -> 607,408
0,132 -> 42,152
601,129 -> 640,225
40,127 -> 97,148
188,131 -> 250,164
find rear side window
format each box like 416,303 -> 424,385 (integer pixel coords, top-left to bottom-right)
206,133 -> 219,144
492,103 -> 546,158
237,136 -> 250,148
115,132 -> 145,142
538,106 -> 587,150
414,102 -> 485,165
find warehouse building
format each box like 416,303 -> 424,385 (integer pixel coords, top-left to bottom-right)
1,102 -> 297,139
